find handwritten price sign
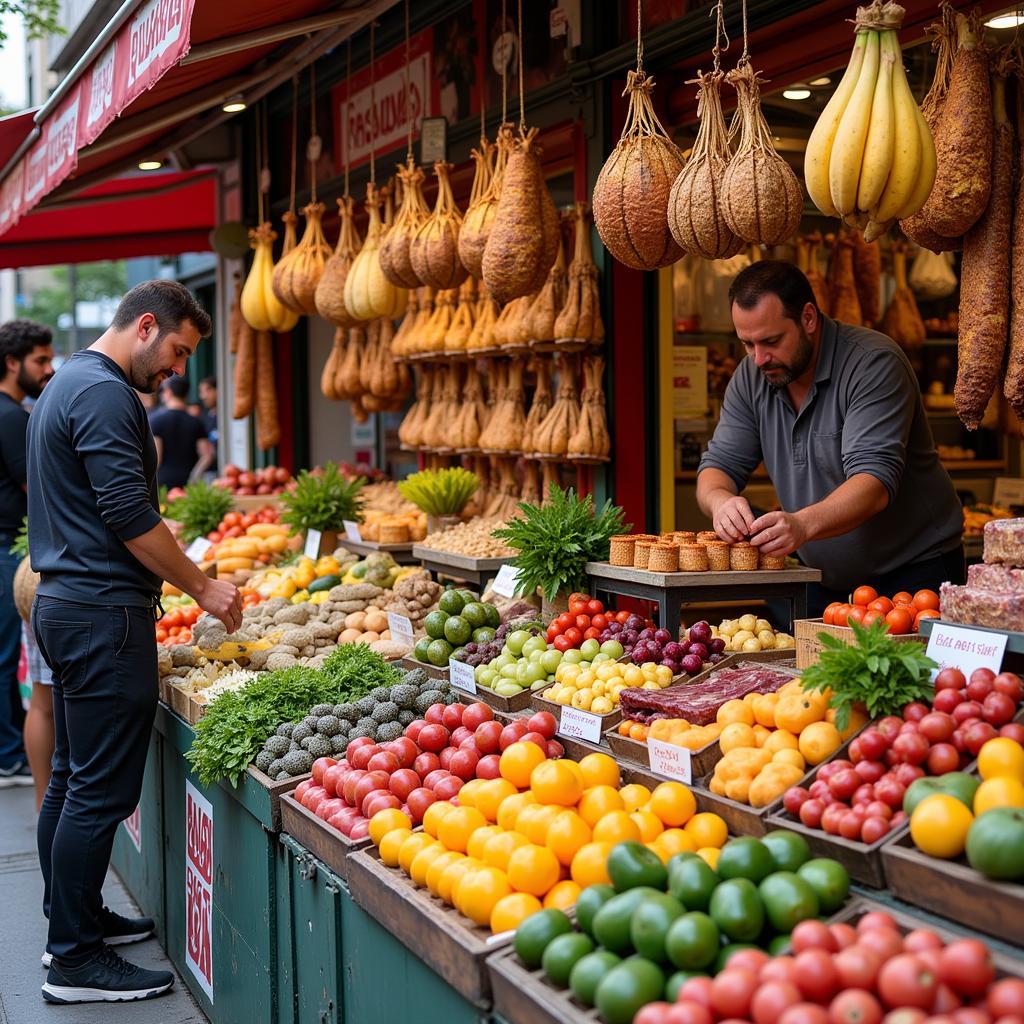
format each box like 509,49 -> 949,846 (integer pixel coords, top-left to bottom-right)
926,623 -> 1007,680
449,658 -> 477,694
647,738 -> 692,784
185,782 -> 214,1001
558,707 -> 602,743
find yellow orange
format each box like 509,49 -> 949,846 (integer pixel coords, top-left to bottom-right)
437,856 -> 476,905
369,808 -> 412,847
978,737 -> 1024,782
763,730 -> 798,753
630,810 -> 665,842
399,833 -> 438,875
618,783 -> 652,813
546,810 -> 593,866
437,806 -> 488,853
516,803 -> 563,845
500,742 -> 547,788
482,830 -> 530,872
543,879 -> 581,910
772,748 -> 806,771
425,851 -> 464,897
798,721 -> 843,765
776,691 -> 827,733
508,844 -> 561,897
578,785 -> 625,827
697,847 -> 720,869
720,723 -> 758,754
648,781 -> 697,827
457,779 -> 487,810
592,810 -> 642,845
751,693 -> 779,728
457,866 -> 512,927
577,752 -> 620,789
490,892 -> 543,934
474,779 -> 518,822
531,759 -> 585,806
466,825 -> 505,861
496,791 -> 538,832
717,699 -> 755,726
378,827 -> 413,868
829,704 -> 869,741
684,812 -> 728,849
974,776 -> 1024,815
410,843 -> 448,887
570,841 -> 613,887
651,828 -> 697,862
422,800 -> 456,838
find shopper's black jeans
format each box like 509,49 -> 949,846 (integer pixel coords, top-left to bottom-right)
31,596 -> 158,967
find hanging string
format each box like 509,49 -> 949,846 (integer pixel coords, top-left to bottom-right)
710,0 -> 729,74
636,0 -> 644,73
516,0 -> 525,132
344,39 -> 352,196
480,92 -> 486,145
306,61 -> 319,203
289,75 -> 298,213
740,0 -> 750,64
369,20 -> 377,186
404,0 -> 413,160
255,101 -> 264,223
500,0 -> 508,124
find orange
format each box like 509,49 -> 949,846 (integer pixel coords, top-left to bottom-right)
570,841 -> 613,887
490,892 -> 543,934
425,851 -> 464,898
720,723 -> 758,754
496,791 -> 538,832
437,806 -> 488,853
772,748 -> 806,771
912,588 -> 940,612
592,809 -> 642,844
474,778 -> 518,822
630,810 -> 665,842
578,785 -> 625,827
546,810 -> 593,866
978,737 -> 1024,782
438,856 -> 477,905
751,693 -> 779,729
457,778 -> 488,810
482,830 -> 530,871
516,804 -> 563,845
507,844 -> 561,897
369,808 -> 412,847
530,759 -> 585,806
577,752 -> 620,789
717,699 -> 755,727
697,847 -> 721,870
775,692 -> 827,734
648,781 -> 697,827
410,843 -> 448,887
457,866 -> 512,926
466,824 -> 506,861
650,828 -> 696,862
499,742 -> 547,788
684,812 -> 728,849
619,783 -> 652,813
378,827 -> 413,868
543,879 -> 581,910
798,721 -> 843,765
910,794 -> 974,859
763,730 -> 798,754
422,800 -> 456,838
973,776 -> 1024,815
852,585 -> 878,607
827,705 -> 868,741
399,833 -> 439,875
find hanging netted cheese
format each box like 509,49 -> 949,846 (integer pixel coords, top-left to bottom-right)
410,162 -> 468,290
457,136 -> 499,278
379,157 -> 430,288
315,196 -> 362,327
274,202 -> 333,315
345,185 -> 407,321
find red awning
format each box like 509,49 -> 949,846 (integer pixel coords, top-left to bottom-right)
0,169 -> 215,268
0,109 -> 38,174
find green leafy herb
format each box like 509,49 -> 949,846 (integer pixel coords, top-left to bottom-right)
9,516 -> 28,558
280,462 -> 365,535
398,468 -> 478,516
167,481 -> 233,542
800,619 -> 937,730
493,485 -> 629,602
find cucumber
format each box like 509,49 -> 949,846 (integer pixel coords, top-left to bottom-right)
307,574 -> 340,594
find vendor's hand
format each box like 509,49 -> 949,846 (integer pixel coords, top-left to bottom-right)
196,578 -> 243,634
749,510 -> 807,557
712,495 -> 756,542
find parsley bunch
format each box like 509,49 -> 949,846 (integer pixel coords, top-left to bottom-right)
800,619 -> 937,730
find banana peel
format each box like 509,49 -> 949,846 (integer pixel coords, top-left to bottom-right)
198,632 -> 283,662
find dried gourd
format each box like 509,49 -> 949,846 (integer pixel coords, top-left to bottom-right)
315,196 -> 362,327
521,358 -> 553,454
399,367 -> 432,448
359,319 -> 381,395
228,274 -> 242,354
467,288 -> 499,351
444,277 -> 478,354
828,235 -> 863,326
423,289 -> 457,353
379,157 -> 430,288
668,70 -> 743,260
420,366 -> 452,448
390,288 -> 417,357
568,356 -> 610,459
458,137 -> 500,278
271,212 -> 300,313
345,185 -> 407,321
521,461 -> 541,507
555,204 -> 605,346
482,128 -> 560,302
241,223 -> 292,331
720,62 -> 803,246
533,356 -> 580,456
254,330 -> 281,450
525,229 -> 567,345
880,242 -> 925,350
410,162 -> 468,291
276,202 -> 333,316
321,328 -> 344,400
593,70 -> 685,270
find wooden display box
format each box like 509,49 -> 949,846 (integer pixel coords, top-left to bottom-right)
244,765 -> 311,833
882,830 -> 1024,947
278,792 -> 371,883
488,947 -> 597,1024
167,681 -> 191,721
794,618 -> 924,669
345,845 -> 513,1009
529,692 -> 622,733
397,657 -> 449,681
231,494 -> 283,512
473,685 -> 536,713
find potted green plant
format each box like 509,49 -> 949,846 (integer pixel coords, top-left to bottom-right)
493,485 -> 628,617
280,462 -> 366,556
166,481 -> 234,542
398,467 -> 478,534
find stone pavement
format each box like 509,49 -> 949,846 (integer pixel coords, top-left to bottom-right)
0,785 -> 206,1024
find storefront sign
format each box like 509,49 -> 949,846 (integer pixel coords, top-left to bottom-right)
558,707 -> 601,743
185,537 -> 214,562
926,623 -> 1007,681
672,346 -> 708,418
303,529 -> 322,560
122,804 -> 142,853
343,520 -> 363,543
387,612 -> 414,647
449,658 -> 477,693
185,781 -> 214,1002
491,564 -> 521,598
647,738 -> 692,784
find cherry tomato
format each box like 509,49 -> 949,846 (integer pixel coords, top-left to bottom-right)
829,923 -> 858,950
751,981 -> 802,1024
569,597 -> 588,615
822,602 -> 841,626
793,949 -> 840,1003
591,613 -> 609,631
583,627 -> 601,641
563,627 -> 582,646
585,598 -> 604,616
710,968 -> 758,1020
853,585 -> 878,607
830,990 -> 883,1024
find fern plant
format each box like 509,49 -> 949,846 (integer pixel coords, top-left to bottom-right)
493,485 -> 629,601
166,482 -> 233,542
280,462 -> 365,535
398,468 -> 478,516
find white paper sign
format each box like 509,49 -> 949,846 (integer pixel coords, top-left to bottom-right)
304,529 -> 323,560
449,658 -> 477,693
387,612 -> 415,646
558,706 -> 602,743
491,564 -> 521,598
185,781 -> 214,1002
343,520 -> 363,543
926,622 -> 1008,679
185,537 -> 213,562
647,737 -> 693,784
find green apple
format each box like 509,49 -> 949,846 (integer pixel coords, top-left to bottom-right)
495,681 -> 525,697
531,678 -> 550,691
540,649 -> 563,675
507,630 -> 531,656
562,649 -> 584,665
591,653 -> 611,664
523,635 -> 547,658
529,649 -> 544,663
600,639 -> 625,660
479,668 -> 497,689
524,663 -> 547,685
494,653 -> 515,670
500,664 -> 519,680
580,638 -> 601,660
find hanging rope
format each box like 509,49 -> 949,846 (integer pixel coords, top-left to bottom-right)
344,39 -> 352,196
740,0 -> 750,64
289,76 -> 297,213
517,0 -> 525,132
309,61 -> 319,202
500,0 -> 508,124
404,0 -> 413,160
636,0 -> 644,74
710,0 -> 729,74
369,20 -> 377,186
255,101 -> 264,223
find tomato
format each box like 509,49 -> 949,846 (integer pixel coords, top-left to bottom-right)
751,981 -> 802,1024
666,1003 -> 714,1024
877,954 -> 938,1010
904,930 -> 943,953
583,627 -> 601,641
761,956 -> 800,986
853,585 -> 878,607
553,635 -> 573,653
823,602 -> 841,626
727,950 -> 771,975
829,923 -> 857,950
793,949 -> 840,1003
914,609 -> 940,629
677,977 -> 715,1009
832,604 -> 852,627
223,512 -> 242,527
862,609 -> 886,627
779,1004 -> 830,1024
586,598 -> 604,616
563,627 -> 582,646
987,978 -> 1024,1019
938,940 -> 995,999
569,598 -> 588,615
884,607 -> 915,635
556,612 -> 574,631
912,589 -> 940,612
241,513 -> 256,528
591,613 -> 609,631
790,920 -> 837,954
830,990 -> 883,1024
868,597 -> 895,616
615,610 -> 631,624
163,609 -> 183,628
892,591 -> 914,607
710,968 -> 759,1020
573,614 -> 591,630
155,628 -> 168,643
568,592 -> 589,604
834,946 -> 881,990
847,606 -> 868,626
208,531 -> 222,543
858,928 -> 904,963
547,623 -> 560,640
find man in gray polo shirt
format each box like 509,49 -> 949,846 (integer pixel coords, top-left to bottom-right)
697,260 -> 964,611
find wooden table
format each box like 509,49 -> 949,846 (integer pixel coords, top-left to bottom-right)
585,561 -> 821,633
337,537 -> 419,565
412,546 -> 511,590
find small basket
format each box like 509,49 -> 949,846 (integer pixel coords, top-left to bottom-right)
697,531 -> 720,544
634,540 -> 654,569
648,544 -> 679,572
609,536 -> 636,567
379,521 -> 410,544
759,553 -> 786,570
705,541 -> 731,571
679,543 -> 709,572
730,543 -> 759,571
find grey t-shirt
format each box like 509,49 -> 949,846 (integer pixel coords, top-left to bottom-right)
698,316 -> 963,591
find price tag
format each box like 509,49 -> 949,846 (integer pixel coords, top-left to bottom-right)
925,622 -> 1007,680
491,564 -> 521,598
343,520 -> 363,543
449,658 -> 477,694
647,738 -> 693,784
558,706 -> 602,743
387,612 -> 415,647
185,537 -> 214,563
303,529 -> 323,560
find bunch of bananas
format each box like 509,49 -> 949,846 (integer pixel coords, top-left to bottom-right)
398,467 -> 479,517
804,2 -> 936,241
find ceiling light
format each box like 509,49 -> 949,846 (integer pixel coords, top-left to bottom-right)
783,87 -> 811,100
222,95 -> 246,113
809,76 -> 831,86
986,13 -> 1024,28
138,159 -> 163,171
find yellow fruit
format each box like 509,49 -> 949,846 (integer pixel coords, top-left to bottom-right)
369,808 -> 412,847
751,693 -> 779,728
543,880 -> 582,910
630,810 -> 665,842
772,748 -> 806,771
570,841 -> 613,887
720,723 -> 758,754
438,856 -> 476,905
718,699 -> 755,727
500,742 -> 547,788
379,827 -> 413,868
508,844 -> 561,897
910,794 -> 974,859
571,689 -> 594,711
482,830 -> 530,872
651,828 -> 697,862
648,781 -> 697,827
752,725 -> 772,747
425,851 -> 464,898
466,825 -> 505,861
973,776 -> 1024,815
546,810 -> 593,866
422,800 -> 456,838
410,843 -> 448,887
684,812 -> 728,849
458,779 -> 487,810
578,785 -> 625,827
978,737 -> 1024,782
531,759 -> 585,807
764,730 -> 798,754
593,810 -> 642,845
619,784 -> 652,813
496,791 -> 538,832
475,779 -> 519,823
623,665 -> 643,686
592,696 -> 615,715
399,834 -> 439,875
515,804 -> 563,846
438,806 -> 488,853
490,892 -> 543,934
776,692 -> 828,734
799,721 -> 843,766
697,847 -> 721,870
457,866 -> 512,927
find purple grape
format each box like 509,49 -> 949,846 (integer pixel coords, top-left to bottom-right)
608,621 -> 623,635
663,659 -> 681,676
681,653 -> 704,675
622,630 -> 639,646
626,614 -> 644,632
654,629 -> 672,645
686,642 -> 708,662
631,649 -> 648,666
662,642 -> 685,661
708,637 -> 726,654
688,620 -> 712,645
709,652 -> 726,664
639,628 -> 654,642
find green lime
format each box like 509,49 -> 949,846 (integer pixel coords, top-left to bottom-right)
667,854 -> 719,912
456,588 -> 477,604
513,908 -> 573,968
592,887 -> 660,954
768,934 -> 792,955
758,871 -> 820,933
438,590 -> 466,616
424,610 -> 449,640
414,637 -> 432,663
797,858 -> 850,913
541,932 -> 594,986
443,615 -> 472,645
665,911 -> 720,971
569,950 -> 622,1007
666,970 -> 707,1001
483,602 -> 501,628
716,837 -> 775,883
607,841 -> 669,892
762,830 -> 812,873
595,957 -> 666,1024
630,892 -> 684,963
461,602 -> 487,628
472,626 -> 496,645
575,884 -> 615,939
709,878 -> 765,943
426,638 -> 453,667
715,943 -> 759,973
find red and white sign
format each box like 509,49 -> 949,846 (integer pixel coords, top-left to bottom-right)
123,804 -> 142,853
185,781 -> 213,1002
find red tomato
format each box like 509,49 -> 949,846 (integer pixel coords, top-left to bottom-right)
553,635 -> 573,653
585,598 -> 604,616
568,592 -> 589,604
223,512 -> 242,527
635,1004 -> 673,1024
987,978 -> 1024,1019
569,597 -> 588,615
912,589 -> 940,612
793,949 -> 841,1003
858,928 -> 905,964
574,614 -> 591,630
710,969 -> 759,1020
938,940 -> 995,999
155,628 -> 168,643
779,1004 -> 830,1024
904,930 -> 943,953
556,612 -> 574,631
892,591 -> 914,607
583,627 -> 601,641
862,609 -> 886,627
752,981 -> 802,1024
847,606 -> 868,626
666,1003 -> 714,1024
822,602 -> 841,626
563,627 -> 582,646
615,610 -> 631,624
676,977 -> 714,1010
834,946 -> 881,990
208,531 -> 222,543
868,597 -> 895,616
914,608 -> 940,629
547,623 -> 560,641
829,990 -> 883,1024
790,920 -> 837,954
591,613 -> 609,631
884,607 -> 915,635
832,604 -> 852,627
727,949 -> 770,975
853,585 -> 878,607
877,954 -> 938,1010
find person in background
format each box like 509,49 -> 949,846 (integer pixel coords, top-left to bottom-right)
22,616 -> 54,809
0,319 -> 53,787
149,376 -> 214,489
198,376 -> 217,438
135,389 -> 158,420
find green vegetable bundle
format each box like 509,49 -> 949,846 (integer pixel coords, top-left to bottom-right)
398,468 -> 478,516
280,462 -> 365,535
167,482 -> 233,542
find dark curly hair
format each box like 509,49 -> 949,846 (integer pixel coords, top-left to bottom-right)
0,319 -> 52,380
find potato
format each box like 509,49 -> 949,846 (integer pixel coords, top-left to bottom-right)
357,631 -> 381,644
339,628 -> 362,644
364,610 -> 387,634
738,614 -> 758,632
757,630 -> 776,649
345,611 -> 367,631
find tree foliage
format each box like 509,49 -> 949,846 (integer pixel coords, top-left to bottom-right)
0,1 -> 63,45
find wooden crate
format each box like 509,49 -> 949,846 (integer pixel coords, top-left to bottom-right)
278,792 -> 371,883
244,765 -> 311,832
606,729 -> 724,779
345,845 -> 512,1009
529,692 -> 622,733
231,494 -> 282,512
397,657 -> 449,681
795,619 -> 924,669
167,682 -> 191,720
882,830 -> 1024,947
488,947 -> 598,1024
474,686 -> 536,713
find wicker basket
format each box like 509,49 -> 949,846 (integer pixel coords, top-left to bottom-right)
729,543 -> 759,571
705,541 -> 730,571
609,536 -> 635,566
634,540 -> 654,569
14,557 -> 37,622
679,543 -> 709,572
648,544 -> 679,572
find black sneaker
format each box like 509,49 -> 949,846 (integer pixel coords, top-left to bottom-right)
42,907 -> 155,967
0,760 -> 33,787
42,945 -> 173,1003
